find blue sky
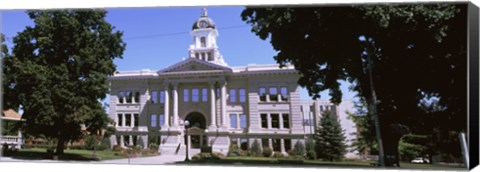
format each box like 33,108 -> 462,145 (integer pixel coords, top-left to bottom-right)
1,6 -> 356,106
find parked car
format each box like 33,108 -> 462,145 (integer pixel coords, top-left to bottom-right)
411,157 -> 430,164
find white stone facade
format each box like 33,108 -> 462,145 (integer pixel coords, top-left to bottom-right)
108,9 -> 359,158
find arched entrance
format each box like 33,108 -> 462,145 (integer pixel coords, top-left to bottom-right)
185,112 -> 207,148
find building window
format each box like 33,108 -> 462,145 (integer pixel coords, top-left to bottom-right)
269,87 -> 278,102
159,91 -> 165,104
320,105 -> 324,111
230,114 -> 237,128
126,91 -> 132,103
216,88 -> 220,98
118,114 -> 123,127
195,53 -> 199,59
259,88 -> 266,102
262,138 -> 269,148
151,114 -> 157,127
200,37 -> 206,47
239,89 -> 246,103
271,114 -> 279,128
116,136 -> 121,146
208,52 -> 213,61
202,88 -> 208,102
231,138 -> 239,148
133,135 -> 138,146
134,114 -> 139,127
240,139 -> 248,151
184,89 -> 189,102
192,88 -> 199,102
229,89 -> 236,103
284,139 -> 292,152
124,136 -> 130,146
261,114 -> 268,128
125,114 -> 131,127
151,91 -> 158,104
282,113 -> 290,129
201,53 -> 206,60
134,91 -> 140,103
272,139 -> 281,151
159,114 -> 165,126
119,91 -> 125,104
239,114 -> 247,129
280,87 -> 288,101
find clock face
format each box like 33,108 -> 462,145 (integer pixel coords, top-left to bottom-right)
199,21 -> 208,28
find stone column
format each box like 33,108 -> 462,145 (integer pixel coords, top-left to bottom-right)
173,83 -> 179,127
268,138 -> 273,150
209,82 -> 216,129
267,114 -> 272,129
17,130 -> 23,149
141,135 -> 148,148
280,139 -> 286,154
111,135 -> 117,147
120,135 -> 125,147
221,81 -> 228,127
129,135 -> 133,146
163,84 -> 170,127
279,113 -> 284,129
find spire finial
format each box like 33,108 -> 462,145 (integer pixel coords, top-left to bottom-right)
201,8 -> 207,17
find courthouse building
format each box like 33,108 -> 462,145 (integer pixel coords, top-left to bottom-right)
108,9 -> 358,158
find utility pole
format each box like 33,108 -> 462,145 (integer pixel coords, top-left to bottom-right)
365,37 -> 385,167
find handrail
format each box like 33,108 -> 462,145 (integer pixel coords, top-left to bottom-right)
0,136 -> 19,143
175,143 -> 181,154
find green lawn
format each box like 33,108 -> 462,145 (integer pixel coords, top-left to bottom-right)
4,148 -> 131,161
183,156 -> 467,171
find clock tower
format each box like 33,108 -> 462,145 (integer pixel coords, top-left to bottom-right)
188,8 -> 227,66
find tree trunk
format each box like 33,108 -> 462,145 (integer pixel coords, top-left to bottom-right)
365,40 -> 385,167
56,137 -> 66,155
382,123 -> 406,167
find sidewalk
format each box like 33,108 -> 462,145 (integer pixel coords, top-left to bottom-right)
0,154 -> 187,165
97,154 -> 187,165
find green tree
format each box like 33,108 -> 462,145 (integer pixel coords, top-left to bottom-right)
315,110 -> 346,161
305,138 -> 315,152
347,100 -> 376,155
3,10 -> 126,155
241,4 -> 466,166
293,141 -> 305,156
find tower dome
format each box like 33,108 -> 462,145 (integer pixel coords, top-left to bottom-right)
192,8 -> 216,30
188,8 -> 228,66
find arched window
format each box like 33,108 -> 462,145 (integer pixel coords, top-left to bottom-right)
200,37 -> 206,47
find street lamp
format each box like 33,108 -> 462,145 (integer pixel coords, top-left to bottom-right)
184,120 -> 190,162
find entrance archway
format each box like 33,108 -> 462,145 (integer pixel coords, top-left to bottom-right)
185,112 -> 206,130
185,112 -> 207,148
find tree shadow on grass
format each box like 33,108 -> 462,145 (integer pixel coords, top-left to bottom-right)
173,159 -> 466,171
173,158 -> 371,169
3,150 -> 96,162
